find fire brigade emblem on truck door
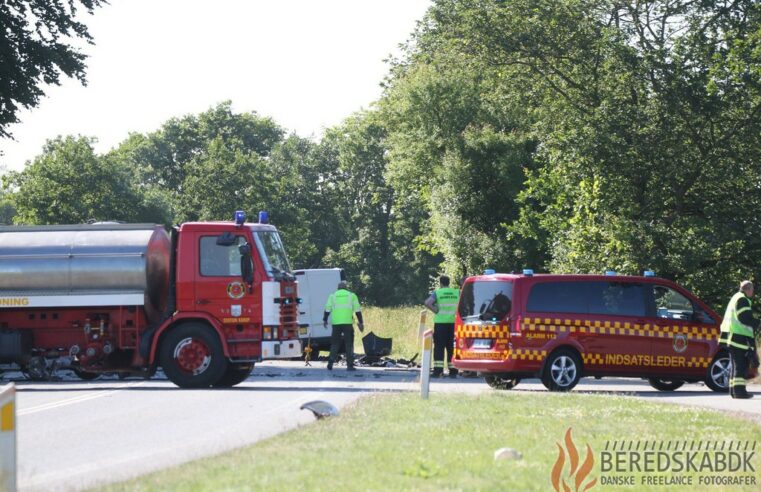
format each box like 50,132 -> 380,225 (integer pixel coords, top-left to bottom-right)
227,282 -> 245,299
672,334 -> 688,353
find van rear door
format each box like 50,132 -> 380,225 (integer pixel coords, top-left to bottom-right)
457,279 -> 513,356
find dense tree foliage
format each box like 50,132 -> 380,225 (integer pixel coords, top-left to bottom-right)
0,0 -> 104,138
380,0 -> 761,308
2,1 -> 761,310
3,136 -> 166,224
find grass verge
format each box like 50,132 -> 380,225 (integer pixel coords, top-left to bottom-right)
357,305 -> 427,360
97,392 -> 761,492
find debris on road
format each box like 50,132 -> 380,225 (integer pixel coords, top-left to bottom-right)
301,400 -> 339,419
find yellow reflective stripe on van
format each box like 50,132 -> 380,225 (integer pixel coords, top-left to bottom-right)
455,324 -> 510,338
510,349 -> 547,361
520,317 -> 714,341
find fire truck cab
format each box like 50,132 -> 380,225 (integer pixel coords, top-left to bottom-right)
453,271 -> 732,392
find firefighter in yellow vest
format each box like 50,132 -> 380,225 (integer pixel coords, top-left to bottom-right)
323,281 -> 363,371
720,280 -> 760,399
424,275 -> 460,378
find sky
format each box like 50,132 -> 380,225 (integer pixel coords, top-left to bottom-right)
0,0 -> 432,171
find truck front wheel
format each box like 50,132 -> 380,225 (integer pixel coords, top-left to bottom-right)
160,323 -> 228,388
213,363 -> 254,387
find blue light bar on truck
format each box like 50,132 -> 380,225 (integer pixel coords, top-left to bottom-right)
258,211 -> 269,224
484,269 -> 496,275
522,269 -> 534,276
605,270 -> 617,276
643,270 -> 656,277
234,210 -> 246,225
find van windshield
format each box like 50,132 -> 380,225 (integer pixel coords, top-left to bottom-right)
459,280 -> 513,321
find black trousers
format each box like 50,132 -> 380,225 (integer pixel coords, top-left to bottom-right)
433,323 -> 457,374
729,346 -> 750,397
329,324 -> 354,367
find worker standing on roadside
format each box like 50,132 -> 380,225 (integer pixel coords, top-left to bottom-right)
720,280 -> 760,399
424,275 -> 460,378
324,281 -> 364,371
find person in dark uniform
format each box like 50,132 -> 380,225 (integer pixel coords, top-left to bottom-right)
720,280 -> 760,399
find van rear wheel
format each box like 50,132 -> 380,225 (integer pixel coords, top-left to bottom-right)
542,349 -> 581,392
648,378 -> 684,391
705,353 -> 731,393
484,375 -> 520,390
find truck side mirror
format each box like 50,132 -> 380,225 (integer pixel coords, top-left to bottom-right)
239,243 -> 254,291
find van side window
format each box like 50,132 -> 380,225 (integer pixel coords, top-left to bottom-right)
652,285 -> 715,324
526,282 -> 590,314
588,282 -> 646,317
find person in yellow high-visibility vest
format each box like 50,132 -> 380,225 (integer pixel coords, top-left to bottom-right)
424,275 -> 460,378
720,280 -> 760,399
323,281 -> 363,371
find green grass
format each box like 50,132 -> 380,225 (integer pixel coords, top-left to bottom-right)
97,392 -> 761,492
358,305 -> 428,359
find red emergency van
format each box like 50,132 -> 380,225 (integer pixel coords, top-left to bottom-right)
452,271 -> 733,392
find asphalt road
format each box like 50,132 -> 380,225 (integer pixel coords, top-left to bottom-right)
6,361 -> 760,491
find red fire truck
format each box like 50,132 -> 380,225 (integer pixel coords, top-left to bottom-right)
0,211 -> 301,388
453,270 -> 734,392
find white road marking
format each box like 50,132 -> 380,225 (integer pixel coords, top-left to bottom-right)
18,382 -> 145,416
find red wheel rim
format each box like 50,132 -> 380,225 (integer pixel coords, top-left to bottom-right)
173,337 -> 212,375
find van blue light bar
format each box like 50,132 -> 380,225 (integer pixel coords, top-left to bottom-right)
605,270 -> 617,276
258,211 -> 269,224
484,269 -> 496,275
522,269 -> 534,276
643,270 -> 656,277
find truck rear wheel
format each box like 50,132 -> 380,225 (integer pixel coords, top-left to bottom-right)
160,323 -> 228,388
73,368 -> 101,381
705,353 -> 731,393
484,375 -> 520,390
542,349 -> 582,392
213,363 -> 254,387
648,378 -> 684,391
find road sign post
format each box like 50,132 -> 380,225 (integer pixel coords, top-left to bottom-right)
417,309 -> 427,341
420,329 -> 433,399
0,383 -> 16,492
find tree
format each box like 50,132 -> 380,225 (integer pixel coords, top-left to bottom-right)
3,135 -> 168,224
0,0 -> 104,138
109,102 -> 284,219
320,112 -> 441,305
380,35 -> 540,281
382,0 -> 761,309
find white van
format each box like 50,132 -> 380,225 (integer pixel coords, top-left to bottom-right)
294,268 -> 344,356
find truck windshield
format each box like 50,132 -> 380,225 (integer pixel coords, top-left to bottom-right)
253,231 -> 292,278
459,280 -> 513,322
